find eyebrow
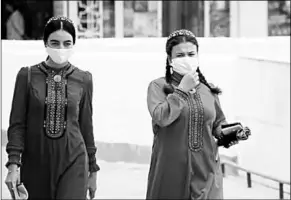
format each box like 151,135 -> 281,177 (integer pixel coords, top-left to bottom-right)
50,40 -> 72,43
176,50 -> 196,54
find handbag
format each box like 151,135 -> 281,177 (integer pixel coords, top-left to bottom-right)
8,183 -> 29,200
217,122 -> 251,148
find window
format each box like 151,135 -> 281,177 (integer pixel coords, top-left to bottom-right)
209,1 -> 230,37
123,1 -> 159,37
103,1 -> 115,38
268,0 -> 290,36
77,0 -> 103,38
162,1 -> 204,37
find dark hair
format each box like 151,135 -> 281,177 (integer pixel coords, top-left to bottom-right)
165,33 -> 222,95
43,16 -> 76,46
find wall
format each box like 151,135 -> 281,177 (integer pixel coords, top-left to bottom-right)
237,1 -> 268,37
1,37 -> 290,181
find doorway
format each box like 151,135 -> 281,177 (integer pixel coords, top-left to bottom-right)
162,0 -> 205,37
2,0 -> 53,40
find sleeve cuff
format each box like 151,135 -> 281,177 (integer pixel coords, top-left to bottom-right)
6,151 -> 22,168
213,125 -> 223,139
89,162 -> 100,172
88,151 -> 100,172
169,88 -> 187,102
175,87 -> 188,96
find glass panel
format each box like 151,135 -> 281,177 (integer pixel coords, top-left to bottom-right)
209,1 -> 230,37
185,1 -> 205,37
268,0 -> 290,36
123,1 -> 159,37
103,0 -> 115,38
77,0 -> 102,38
2,0 -> 53,40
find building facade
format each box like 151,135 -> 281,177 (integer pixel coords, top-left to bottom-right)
2,0 -> 290,39
56,0 -> 290,38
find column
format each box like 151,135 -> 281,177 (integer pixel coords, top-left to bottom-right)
67,1 -> 78,26
53,0 -> 66,16
237,1 -> 268,37
157,0 -> 163,37
204,0 -> 210,37
114,1 -> 124,38
230,1 -> 240,37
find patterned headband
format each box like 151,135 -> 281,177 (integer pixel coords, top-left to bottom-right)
45,16 -> 74,27
167,29 -> 196,41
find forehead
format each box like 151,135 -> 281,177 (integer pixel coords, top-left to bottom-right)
48,30 -> 73,42
172,42 -> 197,53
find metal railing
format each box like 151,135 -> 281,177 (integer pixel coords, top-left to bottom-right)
221,160 -> 290,199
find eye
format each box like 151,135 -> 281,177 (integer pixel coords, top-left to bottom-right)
64,42 -> 72,47
176,53 -> 185,57
51,43 -> 59,47
188,51 -> 197,57
50,41 -> 59,46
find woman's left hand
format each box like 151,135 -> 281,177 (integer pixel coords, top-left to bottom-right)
87,172 -> 97,199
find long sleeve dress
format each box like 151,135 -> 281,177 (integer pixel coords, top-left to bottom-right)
146,72 -> 226,200
6,62 -> 100,199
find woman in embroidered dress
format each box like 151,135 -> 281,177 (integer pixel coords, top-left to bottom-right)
5,16 -> 100,199
146,29 -> 239,199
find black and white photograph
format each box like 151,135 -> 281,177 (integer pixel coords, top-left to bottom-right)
0,0 -> 290,199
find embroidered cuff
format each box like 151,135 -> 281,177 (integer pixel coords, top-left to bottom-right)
89,162 -> 100,172
88,151 -> 100,172
213,125 -> 223,139
171,88 -> 188,101
6,150 -> 22,168
175,87 -> 188,96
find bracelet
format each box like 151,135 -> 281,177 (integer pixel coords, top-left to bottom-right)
8,169 -> 19,173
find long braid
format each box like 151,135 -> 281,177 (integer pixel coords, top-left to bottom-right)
197,67 -> 222,95
164,59 -> 175,94
165,59 -> 172,83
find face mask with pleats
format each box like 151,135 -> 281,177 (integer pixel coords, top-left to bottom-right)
171,57 -> 199,75
46,47 -> 74,64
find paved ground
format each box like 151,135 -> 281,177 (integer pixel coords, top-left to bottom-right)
1,159 -> 290,199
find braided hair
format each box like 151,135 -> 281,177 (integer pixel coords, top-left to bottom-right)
164,29 -> 222,95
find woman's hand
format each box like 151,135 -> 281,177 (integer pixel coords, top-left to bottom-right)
87,172 -> 97,199
178,71 -> 200,93
5,164 -> 20,198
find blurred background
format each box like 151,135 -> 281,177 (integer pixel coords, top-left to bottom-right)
1,0 -> 290,199
1,0 -> 290,39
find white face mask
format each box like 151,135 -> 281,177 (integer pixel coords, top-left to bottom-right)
46,47 -> 74,64
171,56 -> 199,75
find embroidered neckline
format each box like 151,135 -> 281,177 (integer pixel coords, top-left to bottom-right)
43,69 -> 68,139
38,62 -> 75,139
41,61 -> 71,72
175,86 -> 204,152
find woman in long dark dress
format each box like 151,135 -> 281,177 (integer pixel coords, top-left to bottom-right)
146,29 -> 243,199
5,16 -> 100,199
